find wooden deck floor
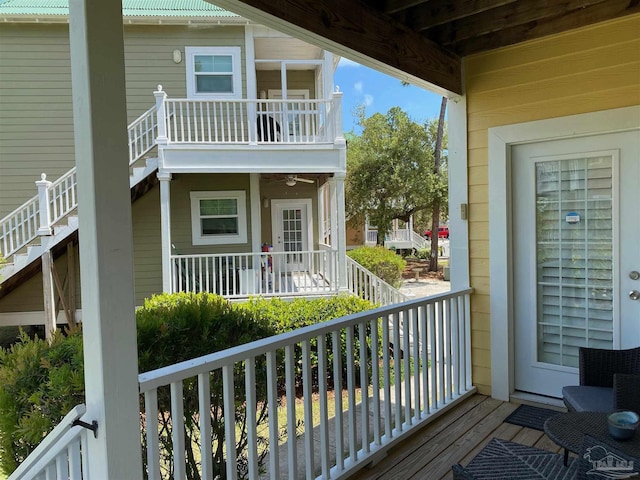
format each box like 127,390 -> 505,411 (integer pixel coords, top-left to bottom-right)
349,394 -> 565,480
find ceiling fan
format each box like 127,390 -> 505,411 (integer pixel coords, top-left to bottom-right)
284,175 -> 315,187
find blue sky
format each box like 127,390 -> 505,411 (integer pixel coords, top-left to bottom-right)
334,58 -> 444,134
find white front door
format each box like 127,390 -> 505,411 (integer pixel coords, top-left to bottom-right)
513,130 -> 640,398
271,199 -> 312,272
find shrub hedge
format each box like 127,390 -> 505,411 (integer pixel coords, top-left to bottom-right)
0,292 -> 377,478
347,246 -> 406,287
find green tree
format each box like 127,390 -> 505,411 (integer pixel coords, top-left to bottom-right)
346,106 -> 447,249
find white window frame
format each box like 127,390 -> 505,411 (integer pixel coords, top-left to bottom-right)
185,46 -> 242,99
190,191 -> 247,245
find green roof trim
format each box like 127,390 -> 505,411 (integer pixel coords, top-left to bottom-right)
0,0 -> 240,18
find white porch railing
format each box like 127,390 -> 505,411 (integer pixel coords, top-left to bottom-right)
365,229 -> 377,245
138,288 -> 474,480
162,97 -> 337,145
7,404 -> 90,480
171,250 -> 339,298
128,106 -> 158,164
346,256 -> 408,306
0,109 -> 157,261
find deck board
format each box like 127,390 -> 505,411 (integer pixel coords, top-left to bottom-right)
348,394 -> 565,480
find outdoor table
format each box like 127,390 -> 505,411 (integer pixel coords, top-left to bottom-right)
544,412 -> 640,466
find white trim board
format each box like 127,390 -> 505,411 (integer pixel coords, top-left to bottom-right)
488,105 -> 640,401
0,310 -> 84,327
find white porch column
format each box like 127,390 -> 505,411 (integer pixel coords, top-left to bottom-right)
158,171 -> 173,293
448,95 -> 470,291
68,1 -> 143,478
249,173 -> 261,252
332,173 -> 348,291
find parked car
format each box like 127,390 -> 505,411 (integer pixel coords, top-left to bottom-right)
425,226 -> 449,239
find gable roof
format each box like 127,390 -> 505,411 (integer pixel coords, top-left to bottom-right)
0,0 -> 240,19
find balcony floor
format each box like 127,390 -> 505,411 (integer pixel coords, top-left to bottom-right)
349,394 -> 565,480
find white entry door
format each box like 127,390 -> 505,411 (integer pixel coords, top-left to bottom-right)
513,130 -> 640,398
271,199 -> 312,272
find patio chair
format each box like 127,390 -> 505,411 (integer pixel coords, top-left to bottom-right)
562,346 -> 640,413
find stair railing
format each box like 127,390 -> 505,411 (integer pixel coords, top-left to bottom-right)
7,404 -> 90,480
0,107 -> 159,261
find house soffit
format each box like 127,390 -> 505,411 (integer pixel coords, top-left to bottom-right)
207,0 -> 640,96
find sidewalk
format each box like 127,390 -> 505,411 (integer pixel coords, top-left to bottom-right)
399,276 -> 450,299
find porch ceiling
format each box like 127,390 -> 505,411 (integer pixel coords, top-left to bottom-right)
208,0 -> 640,96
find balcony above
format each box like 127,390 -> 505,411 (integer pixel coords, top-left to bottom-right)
154,87 -> 346,174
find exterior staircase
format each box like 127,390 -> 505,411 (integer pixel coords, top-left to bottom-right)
0,107 -> 159,291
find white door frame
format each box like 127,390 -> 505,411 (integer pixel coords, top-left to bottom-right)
271,198 -> 314,253
488,105 -> 640,401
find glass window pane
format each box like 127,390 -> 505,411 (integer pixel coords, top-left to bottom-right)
194,55 -> 214,72
200,199 -> 237,216
212,55 -> 232,72
196,75 -> 233,94
202,217 -> 238,235
535,156 -> 614,367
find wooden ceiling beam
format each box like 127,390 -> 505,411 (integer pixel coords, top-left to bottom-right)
453,0 -> 640,55
396,0 -> 517,30
383,0 -> 428,15
208,0 -> 462,95
427,0 -> 610,46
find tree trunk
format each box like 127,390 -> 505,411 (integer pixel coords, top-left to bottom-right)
429,97 -> 448,272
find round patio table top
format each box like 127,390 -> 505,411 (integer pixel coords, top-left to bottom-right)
544,412 -> 640,458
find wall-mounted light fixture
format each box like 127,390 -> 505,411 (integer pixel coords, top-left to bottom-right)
172,49 -> 182,64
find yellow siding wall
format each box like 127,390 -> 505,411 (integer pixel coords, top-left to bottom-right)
465,15 -> 640,395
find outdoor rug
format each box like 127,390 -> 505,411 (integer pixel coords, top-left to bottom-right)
504,404 -> 563,432
452,438 -> 577,480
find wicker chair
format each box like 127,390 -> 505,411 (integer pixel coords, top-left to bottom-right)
562,346 -> 640,412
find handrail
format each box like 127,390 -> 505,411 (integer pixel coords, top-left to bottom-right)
163,97 -> 335,144
48,168 -> 78,227
128,106 -> 158,165
171,250 -> 338,298
0,107 -> 158,262
8,404 -> 88,480
139,288 -> 474,480
346,256 -> 408,305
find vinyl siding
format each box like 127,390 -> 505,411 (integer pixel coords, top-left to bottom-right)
0,23 -> 246,217
0,244 -> 81,314
464,14 -> 640,395
132,184 -> 163,305
170,173 -> 253,255
0,24 -> 75,217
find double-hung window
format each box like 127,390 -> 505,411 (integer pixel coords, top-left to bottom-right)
185,47 -> 242,99
190,191 -> 247,245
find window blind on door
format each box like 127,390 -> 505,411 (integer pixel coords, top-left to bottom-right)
535,156 -> 614,368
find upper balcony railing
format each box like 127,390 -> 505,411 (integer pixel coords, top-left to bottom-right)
154,86 -> 343,147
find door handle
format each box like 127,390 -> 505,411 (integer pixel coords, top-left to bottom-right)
630,290 -> 640,301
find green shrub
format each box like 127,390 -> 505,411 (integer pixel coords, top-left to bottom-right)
239,295 -> 378,390
347,246 -> 406,287
136,292 -> 276,480
0,328 -> 84,475
415,247 -> 431,260
0,293 -> 378,478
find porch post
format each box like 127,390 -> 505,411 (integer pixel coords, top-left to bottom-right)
35,174 -> 52,236
154,85 -> 168,145
68,1 -> 143,478
332,172 -> 348,291
158,171 -> 173,293
41,250 -> 56,341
